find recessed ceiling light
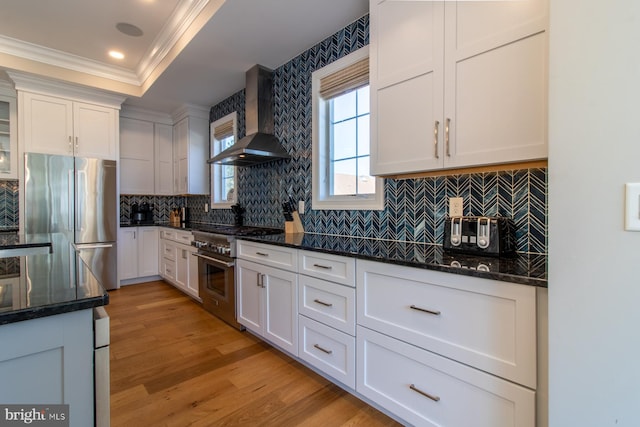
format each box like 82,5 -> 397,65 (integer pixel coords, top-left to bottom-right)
109,50 -> 125,60
116,22 -> 143,37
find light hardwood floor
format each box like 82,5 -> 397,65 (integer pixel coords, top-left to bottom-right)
108,281 -> 401,426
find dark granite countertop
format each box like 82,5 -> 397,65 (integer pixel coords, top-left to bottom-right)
0,231 -> 53,257
237,233 -> 547,287
0,233 -> 109,325
120,222 -> 192,231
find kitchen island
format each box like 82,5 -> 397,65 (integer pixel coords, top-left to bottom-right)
0,232 -> 109,427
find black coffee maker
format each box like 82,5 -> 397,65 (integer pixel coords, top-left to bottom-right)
131,202 -> 154,224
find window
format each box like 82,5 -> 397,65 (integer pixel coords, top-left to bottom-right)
210,112 -> 237,207
312,46 -> 383,210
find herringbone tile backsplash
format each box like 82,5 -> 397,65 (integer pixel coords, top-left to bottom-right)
0,180 -> 18,231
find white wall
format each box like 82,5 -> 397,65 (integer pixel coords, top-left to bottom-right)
548,1 -> 640,426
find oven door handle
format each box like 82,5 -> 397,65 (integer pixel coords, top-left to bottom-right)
192,253 -> 235,268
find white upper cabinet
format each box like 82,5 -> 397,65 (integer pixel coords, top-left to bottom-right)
154,123 -> 174,195
370,0 -> 548,175
120,117 -> 155,194
19,92 -> 118,160
173,114 -> 208,195
119,113 -> 174,196
0,91 -> 18,179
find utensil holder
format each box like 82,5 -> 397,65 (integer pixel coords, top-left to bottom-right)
285,211 -> 304,234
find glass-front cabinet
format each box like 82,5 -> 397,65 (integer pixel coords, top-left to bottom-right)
0,95 -> 17,179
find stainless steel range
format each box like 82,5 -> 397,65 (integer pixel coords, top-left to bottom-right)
191,225 -> 282,330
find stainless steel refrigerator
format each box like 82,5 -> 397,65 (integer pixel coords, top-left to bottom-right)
24,153 -> 118,290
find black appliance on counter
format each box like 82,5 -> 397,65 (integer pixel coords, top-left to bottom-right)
130,202 -> 153,225
443,216 -> 516,257
191,224 -> 283,330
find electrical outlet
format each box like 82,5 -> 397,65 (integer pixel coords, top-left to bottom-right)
449,197 -> 464,217
204,203 -> 209,213
298,200 -> 305,214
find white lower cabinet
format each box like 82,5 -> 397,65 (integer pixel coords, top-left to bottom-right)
357,326 -> 535,427
159,228 -> 199,300
237,258 -> 298,356
118,227 -> 159,284
299,316 -> 355,389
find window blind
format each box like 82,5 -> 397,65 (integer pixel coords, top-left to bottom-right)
213,120 -> 234,140
319,57 -> 369,100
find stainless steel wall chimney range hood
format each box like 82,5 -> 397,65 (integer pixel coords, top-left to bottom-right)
207,65 -> 290,166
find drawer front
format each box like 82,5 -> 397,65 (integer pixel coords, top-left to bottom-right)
299,316 -> 355,389
237,240 -> 297,272
161,241 -> 176,261
299,275 -> 355,335
357,260 -> 537,388
175,230 -> 193,245
298,250 -> 355,286
161,229 -> 176,241
357,327 -> 535,427
162,259 -> 176,281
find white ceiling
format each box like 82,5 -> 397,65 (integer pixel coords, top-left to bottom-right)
0,0 -> 368,115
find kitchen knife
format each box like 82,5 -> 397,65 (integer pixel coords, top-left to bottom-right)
282,203 -> 294,221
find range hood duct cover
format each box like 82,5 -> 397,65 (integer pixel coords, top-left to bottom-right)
208,65 -> 290,166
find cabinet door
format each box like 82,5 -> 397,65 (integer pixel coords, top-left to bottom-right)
137,227 -> 159,277
175,245 -> 190,291
117,228 -> 138,281
264,266 -> 298,356
120,118 -> 155,194
357,326 -> 535,427
0,95 -> 18,179
370,0 -> 445,175
20,92 -> 74,156
73,102 -> 117,160
236,259 -> 264,333
187,246 -> 199,298
443,0 -> 548,168
173,118 -> 188,194
154,123 -> 174,195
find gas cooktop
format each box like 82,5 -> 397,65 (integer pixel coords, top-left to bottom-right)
194,224 -> 283,237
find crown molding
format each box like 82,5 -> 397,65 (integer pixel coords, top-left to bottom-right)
120,105 -> 174,125
0,0 -> 215,95
0,35 -> 141,86
136,0 -> 212,84
171,103 -> 210,122
6,70 -> 127,109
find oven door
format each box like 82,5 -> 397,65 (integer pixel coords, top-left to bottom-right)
193,252 -> 243,330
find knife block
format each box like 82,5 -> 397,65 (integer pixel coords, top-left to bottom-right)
285,211 -> 304,234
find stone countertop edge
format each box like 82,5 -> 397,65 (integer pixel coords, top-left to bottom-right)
120,222 -> 191,230
0,292 -> 109,326
237,234 -> 548,288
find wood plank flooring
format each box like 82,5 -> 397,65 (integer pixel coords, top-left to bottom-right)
108,281 -> 401,426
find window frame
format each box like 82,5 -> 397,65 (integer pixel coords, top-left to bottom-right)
210,112 -> 237,208
312,46 -> 384,211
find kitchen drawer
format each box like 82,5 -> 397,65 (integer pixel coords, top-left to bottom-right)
160,228 -> 193,245
160,229 -> 177,241
298,250 -> 355,286
299,316 -> 355,389
357,326 -> 535,427
161,241 -> 176,261
298,275 -> 355,335
161,259 -> 176,281
357,259 -> 537,388
237,240 -> 297,272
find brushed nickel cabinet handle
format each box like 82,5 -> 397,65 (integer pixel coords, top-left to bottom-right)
68,136 -> 73,153
313,263 -> 332,270
313,299 -> 333,307
445,118 -> 451,157
409,384 -> 440,402
313,344 -> 333,355
75,136 -> 79,151
434,121 -> 440,159
256,273 -> 264,288
410,304 -> 441,316
256,252 -> 269,257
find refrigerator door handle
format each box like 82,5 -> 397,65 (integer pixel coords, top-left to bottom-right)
75,243 -> 114,250
68,170 -> 74,231
76,170 -> 86,233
